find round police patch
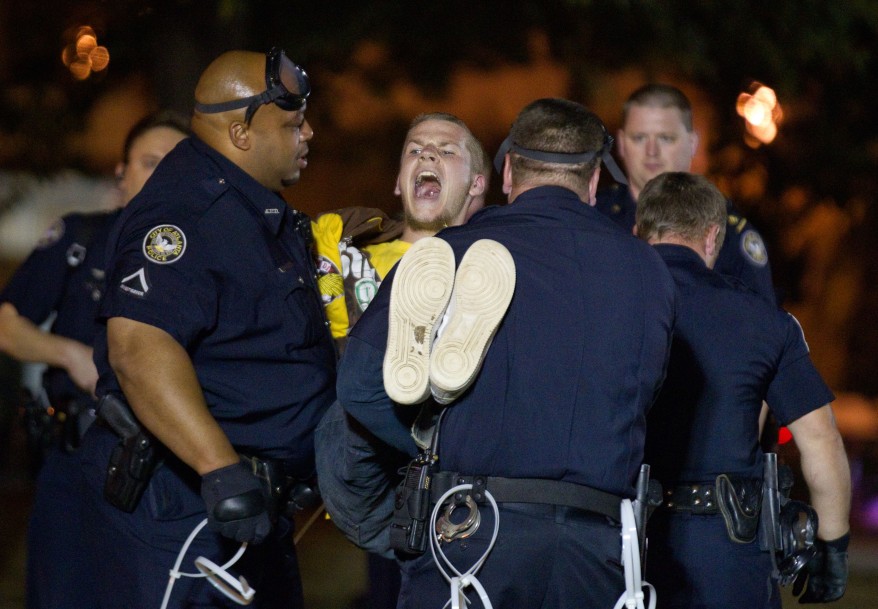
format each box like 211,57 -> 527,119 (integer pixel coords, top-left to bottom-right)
143,225 -> 186,264
740,229 -> 768,267
36,218 -> 65,249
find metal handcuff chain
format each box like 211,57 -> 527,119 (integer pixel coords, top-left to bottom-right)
613,499 -> 656,609
160,518 -> 254,609
429,484 -> 500,609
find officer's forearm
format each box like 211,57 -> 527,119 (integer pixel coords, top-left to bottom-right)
788,404 -> 851,540
0,301 -> 92,374
107,316 -> 239,475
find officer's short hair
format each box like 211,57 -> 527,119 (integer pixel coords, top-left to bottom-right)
623,84 -> 694,132
636,172 -> 726,248
508,98 -> 606,192
123,111 -> 191,163
407,112 -> 490,185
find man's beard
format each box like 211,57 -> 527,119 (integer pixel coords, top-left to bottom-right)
404,210 -> 449,234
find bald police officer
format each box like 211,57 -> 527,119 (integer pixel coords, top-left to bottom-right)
79,49 -> 335,608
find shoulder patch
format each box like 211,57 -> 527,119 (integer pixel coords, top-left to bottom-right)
143,225 -> 186,264
119,267 -> 150,298
740,229 -> 768,267
36,218 -> 65,249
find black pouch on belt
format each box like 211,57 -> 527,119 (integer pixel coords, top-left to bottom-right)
716,474 -> 762,543
389,455 -> 435,556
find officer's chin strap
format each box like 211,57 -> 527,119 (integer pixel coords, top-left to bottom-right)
613,499 -> 656,609
429,484 -> 500,609
160,518 -> 254,609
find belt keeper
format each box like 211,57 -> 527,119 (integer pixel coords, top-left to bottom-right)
453,476 -> 468,506
471,476 -> 487,504
663,483 -> 718,514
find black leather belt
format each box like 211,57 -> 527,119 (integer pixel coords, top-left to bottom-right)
430,472 -> 622,521
662,483 -> 719,514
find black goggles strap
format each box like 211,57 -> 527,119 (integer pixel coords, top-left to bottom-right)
195,95 -> 260,115
493,135 -> 628,186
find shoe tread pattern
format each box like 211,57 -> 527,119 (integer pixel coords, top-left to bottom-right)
383,237 -> 455,404
430,239 -> 515,403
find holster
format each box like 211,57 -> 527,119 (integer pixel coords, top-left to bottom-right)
21,395 -> 53,474
759,452 -> 818,585
715,474 -> 762,543
98,394 -> 163,513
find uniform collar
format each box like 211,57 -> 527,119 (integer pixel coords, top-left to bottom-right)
653,243 -> 708,269
189,136 -> 289,235
511,185 -> 587,207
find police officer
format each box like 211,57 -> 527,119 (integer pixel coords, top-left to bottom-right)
597,83 -> 777,305
0,112 -> 188,609
635,172 -> 851,608
78,49 -> 335,608
337,98 -> 675,609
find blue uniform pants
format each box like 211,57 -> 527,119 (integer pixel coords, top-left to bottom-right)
645,510 -> 780,609
79,425 -> 303,609
26,446 -> 97,609
396,503 -> 624,609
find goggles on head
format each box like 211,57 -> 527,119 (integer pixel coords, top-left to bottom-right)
493,129 -> 628,185
195,47 -> 310,123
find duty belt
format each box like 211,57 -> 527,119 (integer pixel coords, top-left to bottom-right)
430,472 -> 622,522
662,483 -> 719,514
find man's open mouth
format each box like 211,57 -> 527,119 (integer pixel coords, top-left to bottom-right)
415,171 -> 441,198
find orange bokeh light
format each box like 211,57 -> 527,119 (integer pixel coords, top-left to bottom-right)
736,82 -> 782,146
76,34 -> 97,56
90,47 -> 110,71
61,25 -> 110,80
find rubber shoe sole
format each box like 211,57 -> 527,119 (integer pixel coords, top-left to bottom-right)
383,237 -> 456,405
429,239 -> 515,405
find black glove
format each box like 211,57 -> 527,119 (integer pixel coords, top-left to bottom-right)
792,533 -> 849,603
201,460 -> 272,544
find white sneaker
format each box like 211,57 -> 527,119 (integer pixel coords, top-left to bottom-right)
383,237 -> 456,405
429,239 -> 515,405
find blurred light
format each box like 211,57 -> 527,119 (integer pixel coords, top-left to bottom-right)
736,81 -> 782,147
69,60 -> 92,80
90,47 -> 110,71
61,25 -> 110,80
61,45 -> 77,67
75,34 -> 97,56
778,426 -> 793,445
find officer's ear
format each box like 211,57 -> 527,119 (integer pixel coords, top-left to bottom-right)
229,121 -> 252,151
586,167 -> 601,206
502,155 -> 513,195
704,223 -> 721,268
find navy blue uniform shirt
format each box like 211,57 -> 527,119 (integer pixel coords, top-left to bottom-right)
94,136 -> 336,472
340,186 -> 676,498
1,210 -> 119,404
596,183 -> 776,305
644,244 -> 834,483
